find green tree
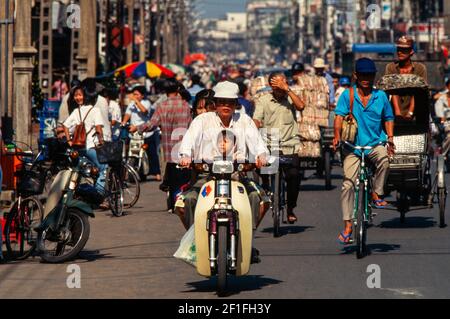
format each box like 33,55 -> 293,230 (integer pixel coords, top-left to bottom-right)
268,17 -> 288,55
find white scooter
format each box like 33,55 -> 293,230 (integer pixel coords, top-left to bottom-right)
176,159 -> 269,296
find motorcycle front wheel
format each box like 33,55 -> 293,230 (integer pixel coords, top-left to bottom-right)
37,208 -> 90,263
217,224 -> 228,297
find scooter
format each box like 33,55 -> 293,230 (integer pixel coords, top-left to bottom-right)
36,143 -> 100,263
127,131 -> 150,181
179,159 -> 264,296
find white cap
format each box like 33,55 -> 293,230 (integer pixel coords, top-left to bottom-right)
313,58 -> 326,68
213,81 -> 239,99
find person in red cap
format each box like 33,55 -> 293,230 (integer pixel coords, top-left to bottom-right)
385,36 -> 428,120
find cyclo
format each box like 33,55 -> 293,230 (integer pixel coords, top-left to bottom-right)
376,74 -> 447,227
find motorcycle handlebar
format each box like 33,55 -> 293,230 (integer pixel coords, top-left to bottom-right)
177,161 -> 259,173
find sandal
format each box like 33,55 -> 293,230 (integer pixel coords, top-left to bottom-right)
287,213 -> 297,224
338,231 -> 352,245
372,199 -> 388,208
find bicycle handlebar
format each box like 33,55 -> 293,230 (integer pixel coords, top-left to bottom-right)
342,141 -> 385,151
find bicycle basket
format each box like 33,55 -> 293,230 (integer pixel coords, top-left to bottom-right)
95,140 -> 123,164
16,165 -> 46,195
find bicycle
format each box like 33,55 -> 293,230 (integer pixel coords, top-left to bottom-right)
96,138 -> 140,217
117,126 -> 141,209
267,156 -> 293,238
3,146 -> 44,260
342,141 -> 379,259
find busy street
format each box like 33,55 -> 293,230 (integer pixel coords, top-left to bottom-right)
1,0 -> 450,301
0,169 -> 450,299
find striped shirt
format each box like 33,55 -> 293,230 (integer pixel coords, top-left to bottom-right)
139,95 -> 192,163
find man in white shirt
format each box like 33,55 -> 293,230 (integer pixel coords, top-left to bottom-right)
179,81 -> 268,230
103,88 -> 122,140
435,79 -> 450,122
122,86 -> 161,180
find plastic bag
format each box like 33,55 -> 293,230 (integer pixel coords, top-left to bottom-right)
173,225 -> 196,267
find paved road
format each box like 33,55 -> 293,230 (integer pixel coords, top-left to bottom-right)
1,164 -> 450,299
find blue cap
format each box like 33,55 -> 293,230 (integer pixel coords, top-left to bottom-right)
339,77 -> 351,86
355,58 -> 377,73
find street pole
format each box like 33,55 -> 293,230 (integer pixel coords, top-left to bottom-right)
139,0 -> 146,62
13,0 -> 38,147
298,0 -> 304,56
0,0 -> 14,141
156,0 -> 161,64
126,0 -> 134,64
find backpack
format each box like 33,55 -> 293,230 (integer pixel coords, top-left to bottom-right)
72,107 -> 95,148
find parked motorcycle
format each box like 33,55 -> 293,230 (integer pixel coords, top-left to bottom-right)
127,131 -> 150,181
36,143 -> 100,263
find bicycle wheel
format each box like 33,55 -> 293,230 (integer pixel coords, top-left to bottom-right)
121,163 -> 140,208
355,182 -> 367,259
106,169 -> 124,217
273,172 -> 281,238
4,196 -> 43,260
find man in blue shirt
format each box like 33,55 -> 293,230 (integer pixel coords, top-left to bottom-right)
332,58 -> 396,244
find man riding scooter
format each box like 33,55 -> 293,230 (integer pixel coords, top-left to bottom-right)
178,81 -> 270,262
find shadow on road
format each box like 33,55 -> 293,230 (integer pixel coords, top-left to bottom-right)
341,243 -> 401,255
378,216 -> 437,229
183,275 -> 283,297
299,184 -> 338,191
77,250 -> 116,262
260,225 -> 314,237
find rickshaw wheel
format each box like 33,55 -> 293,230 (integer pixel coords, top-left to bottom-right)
438,188 -> 447,228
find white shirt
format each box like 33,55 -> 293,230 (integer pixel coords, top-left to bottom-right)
178,112 -> 268,163
125,99 -> 155,138
95,95 -> 112,142
335,87 -> 346,104
108,100 -> 122,137
63,105 -> 104,150
435,95 -> 450,119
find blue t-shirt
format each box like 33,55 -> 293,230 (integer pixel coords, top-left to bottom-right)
335,85 -> 394,155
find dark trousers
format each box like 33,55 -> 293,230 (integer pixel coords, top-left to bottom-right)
165,162 -> 191,210
144,134 -> 161,175
262,154 -> 300,209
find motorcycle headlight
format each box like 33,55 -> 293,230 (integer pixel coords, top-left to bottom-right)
212,160 -> 234,174
81,161 -> 99,178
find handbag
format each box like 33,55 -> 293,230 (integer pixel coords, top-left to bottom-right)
72,107 -> 94,148
341,87 -> 358,143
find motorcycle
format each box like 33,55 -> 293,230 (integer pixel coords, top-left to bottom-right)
127,131 -> 150,181
187,159 -> 264,296
36,144 -> 100,263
